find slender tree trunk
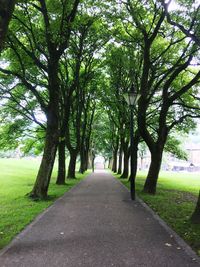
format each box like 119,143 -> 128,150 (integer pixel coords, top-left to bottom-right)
129,132 -> 140,182
85,149 -> 89,171
67,150 -> 78,179
30,122 -> 58,199
191,190 -> 200,224
108,157 -> 112,169
132,144 -> 138,181
56,139 -> 66,185
117,145 -> 123,175
112,149 -> 118,173
92,155 -> 95,172
143,147 -> 163,194
121,144 -> 129,178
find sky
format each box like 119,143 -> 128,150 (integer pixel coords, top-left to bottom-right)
168,0 -> 200,11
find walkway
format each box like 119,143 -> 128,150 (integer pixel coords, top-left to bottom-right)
0,171 -> 199,267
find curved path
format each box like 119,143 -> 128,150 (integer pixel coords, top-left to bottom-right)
0,171 -> 200,267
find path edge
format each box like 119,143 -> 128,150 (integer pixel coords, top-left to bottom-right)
0,172 -> 92,257
114,175 -> 200,265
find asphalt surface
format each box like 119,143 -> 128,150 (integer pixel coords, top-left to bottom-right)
0,171 -> 200,267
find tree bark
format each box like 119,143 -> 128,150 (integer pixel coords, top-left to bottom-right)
92,154 -> 95,172
87,151 -> 93,169
79,147 -> 87,174
108,157 -> 112,169
85,149 -> 89,171
117,144 -> 123,175
112,148 -> 118,173
143,147 -> 163,194
120,143 -> 129,178
56,139 -> 66,185
129,132 -> 140,182
191,190 -> 200,224
67,150 -> 78,179
132,144 -> 138,182
30,55 -> 60,198
30,121 -> 58,199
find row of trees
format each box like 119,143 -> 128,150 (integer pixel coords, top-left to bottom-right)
97,0 -> 200,222
0,0 -> 199,222
0,0 -> 108,199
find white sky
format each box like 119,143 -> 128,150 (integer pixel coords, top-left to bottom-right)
168,0 -> 200,11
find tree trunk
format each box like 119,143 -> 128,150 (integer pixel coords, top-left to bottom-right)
79,147 -> 87,174
191,190 -> 200,224
85,149 -> 89,171
129,132 -> 140,182
121,143 -> 129,179
87,151 -> 92,169
112,149 -> 118,173
143,147 -> 163,194
67,150 -> 77,179
56,139 -> 66,185
132,144 -> 138,181
92,155 -> 95,172
108,157 -> 112,169
117,145 -> 123,175
30,123 -> 58,199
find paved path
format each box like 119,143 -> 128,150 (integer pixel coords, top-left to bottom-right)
0,171 -> 200,267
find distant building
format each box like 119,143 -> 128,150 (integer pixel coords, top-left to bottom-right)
137,143 -> 200,172
185,143 -> 200,166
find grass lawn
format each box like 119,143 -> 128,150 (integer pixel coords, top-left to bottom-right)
115,171 -> 200,256
0,158 -> 89,249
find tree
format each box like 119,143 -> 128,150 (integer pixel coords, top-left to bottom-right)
61,12 -> 107,179
160,0 -> 200,223
91,108 -> 113,167
118,0 -> 200,194
0,0 -> 80,199
0,0 -> 15,51
102,46 -> 131,177
191,190 -> 200,224
161,0 -> 200,47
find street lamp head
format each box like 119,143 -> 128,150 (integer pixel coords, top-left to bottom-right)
123,84 -> 140,107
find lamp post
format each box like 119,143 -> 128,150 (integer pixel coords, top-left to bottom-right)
91,148 -> 95,173
123,84 -> 140,200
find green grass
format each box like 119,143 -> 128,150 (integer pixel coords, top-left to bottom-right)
0,158 -> 89,249
115,171 -> 200,256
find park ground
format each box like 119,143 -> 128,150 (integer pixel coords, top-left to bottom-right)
0,158 -> 89,249
115,171 -> 200,256
0,158 -> 200,257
